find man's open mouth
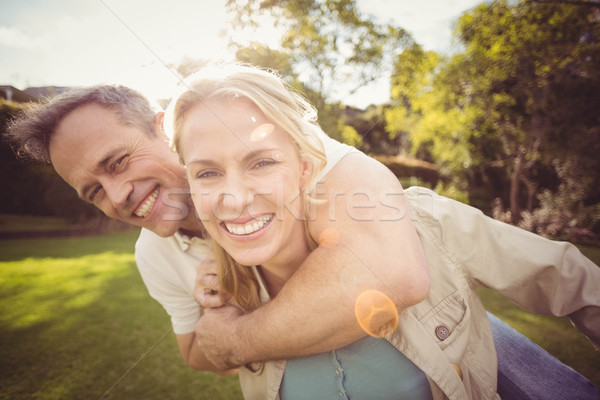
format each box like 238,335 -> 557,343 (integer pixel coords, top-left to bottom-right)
134,187 -> 159,218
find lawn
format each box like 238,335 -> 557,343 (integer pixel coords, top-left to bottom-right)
0,230 -> 598,400
0,230 -> 243,400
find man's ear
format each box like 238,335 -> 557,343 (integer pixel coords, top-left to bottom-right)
154,111 -> 165,137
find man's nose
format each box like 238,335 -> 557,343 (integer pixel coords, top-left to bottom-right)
103,178 -> 132,208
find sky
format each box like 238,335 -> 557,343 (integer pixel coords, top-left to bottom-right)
0,0 -> 485,108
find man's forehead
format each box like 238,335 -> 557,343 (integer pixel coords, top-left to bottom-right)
51,107 -> 129,191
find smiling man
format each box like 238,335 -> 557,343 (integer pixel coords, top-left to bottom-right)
49,103 -> 192,237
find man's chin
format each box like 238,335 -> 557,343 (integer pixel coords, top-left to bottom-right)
133,218 -> 181,237
149,224 -> 180,237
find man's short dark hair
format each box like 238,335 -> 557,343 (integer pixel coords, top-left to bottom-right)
6,85 -> 157,163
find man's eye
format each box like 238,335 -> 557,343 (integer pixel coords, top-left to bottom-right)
89,185 -> 103,202
112,155 -> 129,171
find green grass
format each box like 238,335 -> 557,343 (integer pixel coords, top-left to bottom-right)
0,231 -> 242,400
1,231 -> 598,399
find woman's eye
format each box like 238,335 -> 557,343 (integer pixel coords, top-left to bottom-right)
196,170 -> 219,179
254,159 -> 275,169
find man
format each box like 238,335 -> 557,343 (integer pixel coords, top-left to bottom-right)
8,84 -> 599,399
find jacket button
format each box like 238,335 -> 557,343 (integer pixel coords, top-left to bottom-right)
435,325 -> 451,340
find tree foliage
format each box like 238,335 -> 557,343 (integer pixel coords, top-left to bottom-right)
223,0 -> 414,143
386,44 -> 481,200
387,0 -> 600,239
225,0 -> 412,99
455,0 -> 600,222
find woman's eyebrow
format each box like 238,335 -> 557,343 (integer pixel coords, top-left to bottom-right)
187,148 -> 278,166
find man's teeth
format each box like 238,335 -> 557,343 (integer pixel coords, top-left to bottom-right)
134,187 -> 159,217
225,215 -> 273,235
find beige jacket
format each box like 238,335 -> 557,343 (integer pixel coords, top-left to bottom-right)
238,186 -> 600,400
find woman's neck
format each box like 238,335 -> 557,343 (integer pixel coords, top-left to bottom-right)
260,240 -> 312,297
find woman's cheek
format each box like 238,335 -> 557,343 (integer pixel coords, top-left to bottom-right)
190,187 -> 214,222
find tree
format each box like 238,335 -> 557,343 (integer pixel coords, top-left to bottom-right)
225,0 -> 412,99
386,44 -> 479,202
455,0 -> 600,222
223,0 -> 414,142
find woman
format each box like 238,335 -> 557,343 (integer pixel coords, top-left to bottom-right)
168,63 -> 600,400
169,63 -> 433,399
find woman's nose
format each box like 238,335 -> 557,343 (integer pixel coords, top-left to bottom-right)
218,176 -> 254,215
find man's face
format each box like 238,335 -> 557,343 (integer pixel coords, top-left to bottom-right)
49,104 -> 197,237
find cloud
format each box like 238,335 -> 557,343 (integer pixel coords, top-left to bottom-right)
0,26 -> 55,49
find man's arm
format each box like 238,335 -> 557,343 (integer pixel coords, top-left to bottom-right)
176,332 -> 237,375
194,152 -> 431,368
135,235 -> 236,374
176,266 -> 237,375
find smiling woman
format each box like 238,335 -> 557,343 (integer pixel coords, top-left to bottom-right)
170,63 -> 329,304
178,98 -> 314,277
168,63 -> 435,400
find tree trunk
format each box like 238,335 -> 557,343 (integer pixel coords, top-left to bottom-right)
509,152 -> 523,224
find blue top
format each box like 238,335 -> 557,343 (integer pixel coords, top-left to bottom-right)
279,335 -> 433,399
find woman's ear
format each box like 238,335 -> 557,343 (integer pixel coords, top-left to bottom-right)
299,156 -> 314,190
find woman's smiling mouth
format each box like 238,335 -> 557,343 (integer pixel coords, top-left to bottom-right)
223,214 -> 273,235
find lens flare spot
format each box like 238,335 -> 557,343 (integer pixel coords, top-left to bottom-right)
354,290 -> 398,338
250,123 -> 274,142
318,228 -> 340,247
452,364 -> 464,381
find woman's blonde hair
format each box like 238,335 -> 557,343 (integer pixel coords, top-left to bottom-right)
168,62 -> 327,311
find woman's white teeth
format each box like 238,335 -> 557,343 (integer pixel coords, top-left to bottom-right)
225,215 -> 272,235
135,187 -> 159,217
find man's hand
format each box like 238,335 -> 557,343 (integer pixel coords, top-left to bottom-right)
194,258 -> 230,309
195,305 -> 246,369
175,258 -> 240,373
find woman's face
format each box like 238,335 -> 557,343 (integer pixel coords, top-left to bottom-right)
178,98 -> 313,269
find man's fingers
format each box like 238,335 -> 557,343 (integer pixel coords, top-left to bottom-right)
196,273 -> 219,291
197,258 -> 218,274
199,291 -> 226,309
194,258 -> 233,309
194,272 -> 232,308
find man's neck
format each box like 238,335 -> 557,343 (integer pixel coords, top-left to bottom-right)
178,227 -> 207,239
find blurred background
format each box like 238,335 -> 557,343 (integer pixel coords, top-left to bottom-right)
1,0 -> 599,399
